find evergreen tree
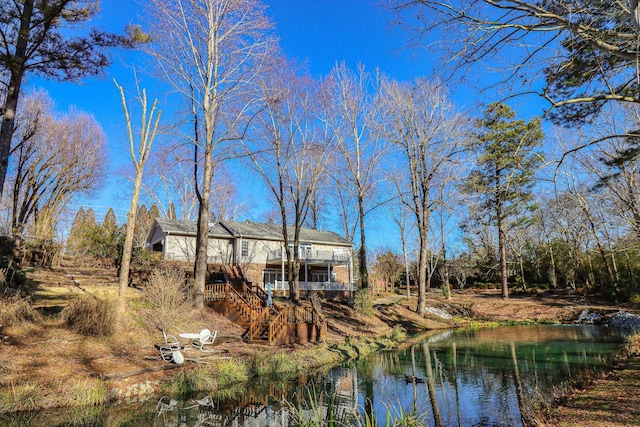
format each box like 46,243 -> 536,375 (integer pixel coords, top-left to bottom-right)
103,208 -> 117,231
464,103 -> 544,299
66,207 -> 96,255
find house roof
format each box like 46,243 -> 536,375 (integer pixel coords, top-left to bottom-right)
152,218 -> 231,238
150,218 -> 352,247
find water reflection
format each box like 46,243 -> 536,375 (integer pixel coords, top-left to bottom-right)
364,324 -> 625,427
1,325 -> 626,427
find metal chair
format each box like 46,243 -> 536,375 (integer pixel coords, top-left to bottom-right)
159,330 -> 184,364
186,328 -> 217,352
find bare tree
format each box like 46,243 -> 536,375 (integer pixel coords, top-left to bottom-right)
147,0 -> 277,308
246,60 -> 332,304
114,77 -> 162,312
572,104 -> 640,239
432,165 -> 468,300
9,90 -> 106,239
390,196 -> 415,300
380,78 -> 468,315
324,63 -> 386,289
144,145 -> 247,221
387,1 -> 640,137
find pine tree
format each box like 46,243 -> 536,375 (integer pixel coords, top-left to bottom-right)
66,207 -> 94,255
464,103 -> 544,299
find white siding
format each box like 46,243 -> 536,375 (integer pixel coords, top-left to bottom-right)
164,235 -> 196,261
239,238 -> 280,264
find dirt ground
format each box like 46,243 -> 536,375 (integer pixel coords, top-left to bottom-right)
2,277 -> 639,424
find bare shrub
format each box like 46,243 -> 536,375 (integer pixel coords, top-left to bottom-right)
141,268 -> 191,332
0,295 -> 41,327
61,294 -> 117,336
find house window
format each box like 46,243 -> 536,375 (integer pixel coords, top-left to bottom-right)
287,243 -> 312,258
312,271 -> 328,282
312,270 -> 337,283
241,241 -> 249,257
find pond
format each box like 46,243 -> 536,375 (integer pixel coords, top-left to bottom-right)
2,324 -> 627,426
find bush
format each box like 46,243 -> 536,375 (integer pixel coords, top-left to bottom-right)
0,295 -> 41,327
168,367 -> 217,396
353,288 -> 374,317
215,359 -> 249,388
141,268 -> 191,331
61,294 -> 117,336
625,333 -> 640,357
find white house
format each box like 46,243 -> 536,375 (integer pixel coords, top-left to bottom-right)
147,218 -> 354,292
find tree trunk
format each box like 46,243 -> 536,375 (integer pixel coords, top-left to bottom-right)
402,234 -> 411,300
193,148 -> 213,309
498,216 -> 509,299
519,255 -> 527,292
0,0 -> 32,197
441,241 -> 451,300
417,236 -> 428,314
118,171 -> 142,312
548,243 -> 557,288
290,240 -> 301,305
358,194 -> 368,288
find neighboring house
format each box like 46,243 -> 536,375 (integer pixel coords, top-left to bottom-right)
147,218 -> 354,293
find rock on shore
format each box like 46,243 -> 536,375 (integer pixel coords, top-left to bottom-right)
577,309 -> 640,332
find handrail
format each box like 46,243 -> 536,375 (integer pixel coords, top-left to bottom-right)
268,309 -> 288,344
249,307 -> 270,341
204,283 -> 227,301
254,285 -> 269,302
226,284 -> 253,323
241,283 -> 263,309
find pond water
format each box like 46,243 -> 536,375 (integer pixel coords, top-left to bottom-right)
2,324 -> 627,427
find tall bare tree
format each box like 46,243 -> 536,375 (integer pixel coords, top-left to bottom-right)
0,0 -> 143,197
9,90 -> 106,239
380,78 -> 468,315
324,63 -> 386,289
387,1 -> 640,145
246,60 -> 332,304
147,0 -> 277,308
114,77 -> 161,312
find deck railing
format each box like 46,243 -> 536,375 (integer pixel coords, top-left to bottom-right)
272,280 -> 355,292
266,249 -> 350,263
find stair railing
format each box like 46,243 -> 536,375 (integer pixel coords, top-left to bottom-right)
268,308 -> 288,344
225,284 -> 254,323
248,307 -> 270,341
241,283 -> 263,309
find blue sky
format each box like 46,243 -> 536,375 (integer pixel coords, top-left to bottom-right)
26,0 -> 539,251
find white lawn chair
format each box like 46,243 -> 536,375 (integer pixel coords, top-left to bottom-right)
159,331 -> 184,364
184,328 -> 217,352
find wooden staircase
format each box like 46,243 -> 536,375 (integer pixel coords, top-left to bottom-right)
204,282 -> 326,345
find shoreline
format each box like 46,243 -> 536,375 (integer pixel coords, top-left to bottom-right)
2,287 -> 639,425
